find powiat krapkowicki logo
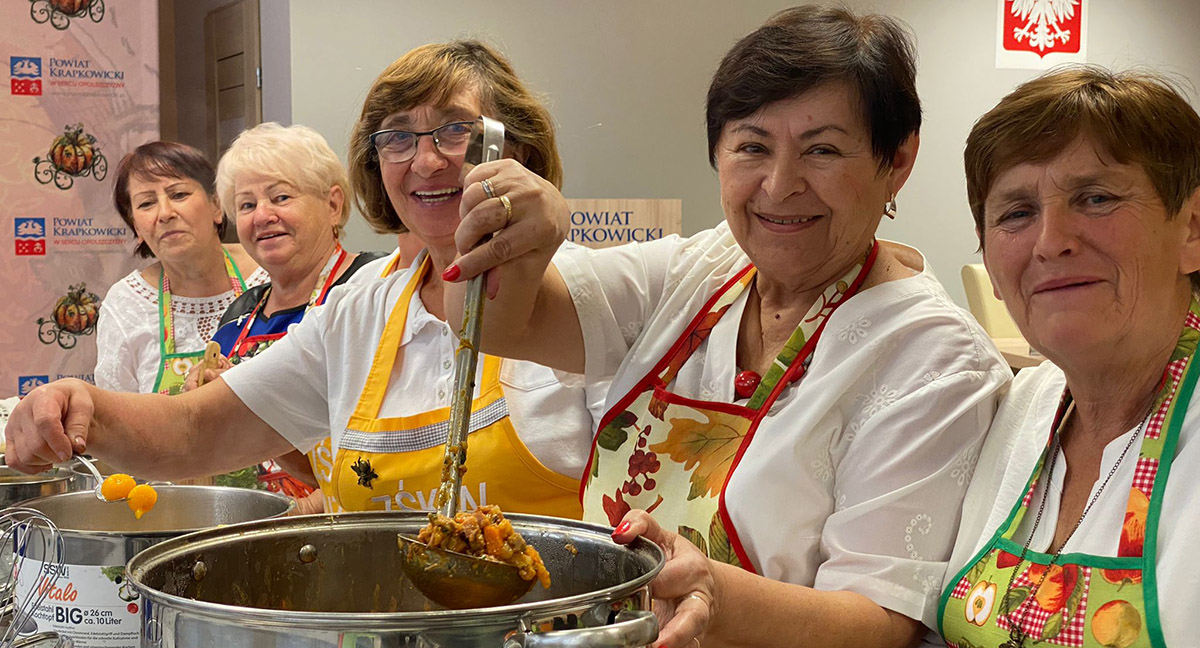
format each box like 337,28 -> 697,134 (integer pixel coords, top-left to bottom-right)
37,282 -> 100,350
29,0 -> 105,30
33,123 -> 107,190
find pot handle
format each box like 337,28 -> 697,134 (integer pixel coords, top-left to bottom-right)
504,610 -> 658,648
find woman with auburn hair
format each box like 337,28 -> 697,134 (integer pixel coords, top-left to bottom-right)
5,40 -> 600,521
96,141 -> 265,395
940,66 -> 1200,648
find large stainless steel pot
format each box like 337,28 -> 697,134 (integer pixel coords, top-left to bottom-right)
14,486 -> 293,647
127,512 -> 663,647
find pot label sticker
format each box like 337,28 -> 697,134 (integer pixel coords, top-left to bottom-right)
16,562 -> 141,647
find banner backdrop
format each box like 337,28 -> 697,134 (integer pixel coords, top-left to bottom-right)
1,0 -> 158,398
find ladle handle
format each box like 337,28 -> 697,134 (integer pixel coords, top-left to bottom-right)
503,610 -> 659,648
73,454 -> 103,483
435,272 -> 486,517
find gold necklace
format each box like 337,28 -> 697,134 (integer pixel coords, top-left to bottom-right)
1000,403 -> 1148,648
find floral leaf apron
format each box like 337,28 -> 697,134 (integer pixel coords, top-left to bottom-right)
939,300 -> 1200,648
153,249 -> 247,396
326,253 -> 582,517
581,242 -> 878,569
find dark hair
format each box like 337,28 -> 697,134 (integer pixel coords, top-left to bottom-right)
706,4 -> 921,169
113,141 -> 224,258
965,66 -> 1200,249
349,40 -> 562,234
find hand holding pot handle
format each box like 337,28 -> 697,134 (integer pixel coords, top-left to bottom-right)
612,510 -> 718,648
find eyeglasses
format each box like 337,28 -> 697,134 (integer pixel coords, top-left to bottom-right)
369,121 -> 474,164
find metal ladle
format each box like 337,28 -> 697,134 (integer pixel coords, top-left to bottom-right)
73,454 -> 117,502
397,115 -> 536,610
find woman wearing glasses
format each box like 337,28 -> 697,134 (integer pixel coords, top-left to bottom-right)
3,41 -> 598,520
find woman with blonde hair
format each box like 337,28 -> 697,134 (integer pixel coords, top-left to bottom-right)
190,122 -> 382,502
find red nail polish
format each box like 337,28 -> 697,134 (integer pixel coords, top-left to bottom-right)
613,521 -> 631,536
441,264 -> 461,281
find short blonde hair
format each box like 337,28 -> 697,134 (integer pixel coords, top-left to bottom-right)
348,40 -> 563,234
217,122 -> 351,236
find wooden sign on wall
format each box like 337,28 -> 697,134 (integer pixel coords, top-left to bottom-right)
564,199 -> 682,249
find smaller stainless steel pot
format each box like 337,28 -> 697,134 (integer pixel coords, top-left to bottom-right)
0,467 -> 78,511
14,486 -> 293,648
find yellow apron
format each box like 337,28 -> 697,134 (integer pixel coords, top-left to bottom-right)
326,254 -> 582,517
308,249 -> 405,493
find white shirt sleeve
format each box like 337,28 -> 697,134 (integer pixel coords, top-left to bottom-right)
94,278 -> 144,393
220,296 -> 335,453
552,237 -> 680,386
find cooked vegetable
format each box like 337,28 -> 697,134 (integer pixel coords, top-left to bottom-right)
416,505 -> 550,588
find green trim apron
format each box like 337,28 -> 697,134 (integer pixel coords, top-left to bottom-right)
581,242 -> 878,570
152,249 -> 247,395
939,300 -> 1200,648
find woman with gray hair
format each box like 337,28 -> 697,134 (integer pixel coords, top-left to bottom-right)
193,122 -> 383,502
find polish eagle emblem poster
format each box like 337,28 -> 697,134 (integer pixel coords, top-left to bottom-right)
996,0 -> 1087,69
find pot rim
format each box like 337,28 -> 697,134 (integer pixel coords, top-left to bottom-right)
15,485 -> 294,538
127,511 -> 664,628
0,466 -> 73,486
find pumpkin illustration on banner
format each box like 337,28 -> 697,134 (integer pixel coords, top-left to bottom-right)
33,123 -> 108,190
29,0 -> 105,30
37,282 -> 101,349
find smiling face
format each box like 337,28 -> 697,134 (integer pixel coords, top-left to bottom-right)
233,171 -> 341,277
377,87 -> 485,256
715,82 -> 915,289
982,136 -> 1200,360
126,174 -> 223,262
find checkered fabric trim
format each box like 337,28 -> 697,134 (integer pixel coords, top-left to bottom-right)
340,398 -> 510,454
1186,311 -> 1200,330
1132,456 -> 1159,500
1147,355 -> 1188,441
1022,480 -> 1036,508
951,575 -> 971,599
996,566 -> 1091,647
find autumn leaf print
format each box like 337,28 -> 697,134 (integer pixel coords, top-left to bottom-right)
708,512 -> 742,567
649,410 -> 746,500
678,525 -> 708,556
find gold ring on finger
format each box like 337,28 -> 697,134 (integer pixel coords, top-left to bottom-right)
481,178 -> 496,199
499,194 -> 513,222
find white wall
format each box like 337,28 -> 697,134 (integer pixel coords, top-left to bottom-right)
286,0 -> 1200,306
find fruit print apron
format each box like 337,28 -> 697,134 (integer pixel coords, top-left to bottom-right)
581,242 -> 877,568
940,300 -> 1200,648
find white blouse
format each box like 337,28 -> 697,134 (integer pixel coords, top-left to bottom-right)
943,361 -> 1200,645
94,267 -> 268,393
221,250 -> 599,481
554,222 -> 1011,628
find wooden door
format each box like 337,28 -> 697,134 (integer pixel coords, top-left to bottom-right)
204,0 -> 261,160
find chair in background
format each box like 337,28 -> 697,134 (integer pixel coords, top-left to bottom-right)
961,264 -> 1022,339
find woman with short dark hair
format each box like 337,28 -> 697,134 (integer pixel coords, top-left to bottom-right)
97,141 -> 264,395
940,66 -> 1200,648
442,5 -> 1008,647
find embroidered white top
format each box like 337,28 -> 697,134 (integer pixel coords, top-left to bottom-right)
554,222 -> 1011,628
94,267 -> 268,393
